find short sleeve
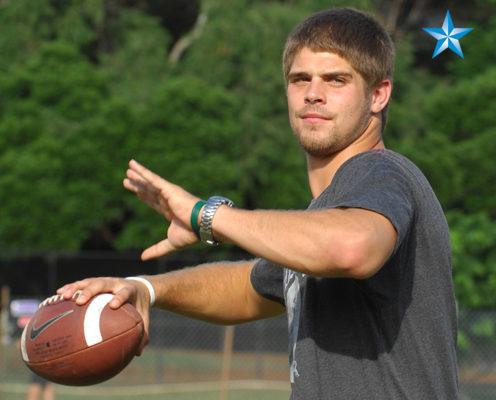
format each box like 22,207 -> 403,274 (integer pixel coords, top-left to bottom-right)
326,151 -> 415,255
250,258 -> 285,306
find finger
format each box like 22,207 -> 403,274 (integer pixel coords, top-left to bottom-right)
123,178 -> 139,194
126,169 -> 157,190
126,171 -> 158,196
70,278 -> 127,306
124,178 -> 164,213
124,172 -> 160,197
57,278 -> 136,316
57,283 -> 72,295
108,286 -> 134,309
125,168 -> 168,208
136,192 -> 160,209
73,278 -> 113,305
129,160 -> 174,192
126,178 -> 173,218
124,178 -> 157,202
57,279 -> 93,300
141,239 -> 175,260
125,179 -> 156,203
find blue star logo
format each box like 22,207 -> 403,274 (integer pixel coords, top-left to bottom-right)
423,10 -> 473,59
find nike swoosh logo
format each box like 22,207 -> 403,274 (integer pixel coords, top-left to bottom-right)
30,309 -> 74,340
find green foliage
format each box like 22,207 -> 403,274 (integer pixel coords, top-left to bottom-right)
458,310 -> 496,358
449,212 -> 496,308
391,66 -> 496,295
447,13 -> 496,78
0,0 -> 495,308
99,8 -> 172,107
182,1 -> 311,208
0,0 -> 57,70
425,68 -> 496,143
116,76 -> 243,249
0,41 -> 131,250
54,0 -> 103,50
385,36 -> 436,142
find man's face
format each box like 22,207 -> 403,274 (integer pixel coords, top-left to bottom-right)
287,47 -> 373,158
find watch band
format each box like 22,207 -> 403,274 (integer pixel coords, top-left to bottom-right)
199,196 -> 234,246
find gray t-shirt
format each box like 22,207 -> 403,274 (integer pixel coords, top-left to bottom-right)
251,149 -> 459,400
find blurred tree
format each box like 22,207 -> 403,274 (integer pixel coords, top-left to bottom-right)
116,76 -> 242,249
0,0 -> 495,307
0,42 -> 131,250
0,0 -> 57,71
387,19 -> 496,307
446,12 -> 496,79
98,7 -> 172,107
449,211 -> 496,308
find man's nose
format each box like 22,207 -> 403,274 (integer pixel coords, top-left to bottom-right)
304,79 -> 326,104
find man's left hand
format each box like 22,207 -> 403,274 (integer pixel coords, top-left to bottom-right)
123,159 -> 201,260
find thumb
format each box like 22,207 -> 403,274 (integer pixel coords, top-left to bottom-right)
141,239 -> 175,260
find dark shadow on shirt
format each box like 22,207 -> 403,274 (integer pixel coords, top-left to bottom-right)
297,230 -> 415,360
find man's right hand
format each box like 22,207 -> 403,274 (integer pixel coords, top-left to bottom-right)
56,277 -> 151,355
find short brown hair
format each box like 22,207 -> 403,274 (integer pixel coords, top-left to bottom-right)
283,8 -> 394,129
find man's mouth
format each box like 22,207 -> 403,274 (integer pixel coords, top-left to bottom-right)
301,112 -> 331,123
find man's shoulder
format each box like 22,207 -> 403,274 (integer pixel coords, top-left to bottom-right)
342,149 -> 417,171
314,148 -> 437,211
336,149 -> 428,187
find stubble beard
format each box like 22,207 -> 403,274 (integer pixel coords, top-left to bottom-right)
292,105 -> 372,158
294,124 -> 351,158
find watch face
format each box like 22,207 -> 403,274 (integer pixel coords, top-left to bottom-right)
210,196 -> 234,207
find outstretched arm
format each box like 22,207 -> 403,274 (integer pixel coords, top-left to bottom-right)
57,260 -> 284,336
148,260 -> 284,324
212,206 -> 396,279
125,160 -> 397,279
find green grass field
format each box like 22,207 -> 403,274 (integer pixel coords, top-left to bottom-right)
1,388 -> 290,400
1,343 -> 290,399
4,343 -> 494,399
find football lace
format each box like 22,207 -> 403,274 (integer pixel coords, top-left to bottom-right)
40,290 -> 81,307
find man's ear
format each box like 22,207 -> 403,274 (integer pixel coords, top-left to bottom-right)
370,79 -> 392,114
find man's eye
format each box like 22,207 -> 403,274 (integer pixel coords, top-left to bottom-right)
290,75 -> 311,84
328,78 -> 345,86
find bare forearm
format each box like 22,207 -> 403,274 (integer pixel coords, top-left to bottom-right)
144,260 -> 284,324
122,160 -> 395,279
212,207 -> 396,278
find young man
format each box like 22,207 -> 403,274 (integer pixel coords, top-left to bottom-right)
58,8 -> 459,399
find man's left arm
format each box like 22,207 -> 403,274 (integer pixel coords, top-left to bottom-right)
124,159 -> 397,279
212,206 -> 397,279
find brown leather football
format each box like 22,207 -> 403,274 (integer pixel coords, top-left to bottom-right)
20,293 -> 144,386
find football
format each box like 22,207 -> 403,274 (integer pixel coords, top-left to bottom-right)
20,293 -> 144,386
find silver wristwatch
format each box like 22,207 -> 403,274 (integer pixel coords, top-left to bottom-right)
199,196 -> 234,246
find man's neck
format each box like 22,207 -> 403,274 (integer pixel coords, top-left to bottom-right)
306,128 -> 385,198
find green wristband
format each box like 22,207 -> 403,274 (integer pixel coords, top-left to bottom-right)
190,200 -> 206,239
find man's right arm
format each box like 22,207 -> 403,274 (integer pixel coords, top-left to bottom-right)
149,260 -> 284,324
58,260 -> 284,326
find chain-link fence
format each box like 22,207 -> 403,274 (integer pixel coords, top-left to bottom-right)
1,307 -> 496,399
0,253 -> 495,399
458,309 -> 496,400
0,306 -> 291,399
